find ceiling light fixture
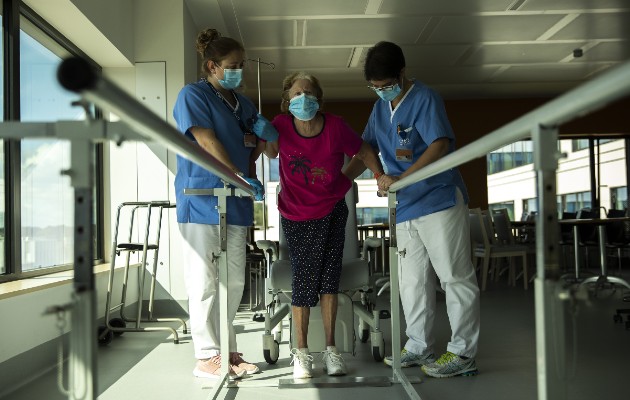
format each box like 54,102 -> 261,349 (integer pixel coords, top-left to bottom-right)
347,47 -> 364,68
507,0 -> 527,11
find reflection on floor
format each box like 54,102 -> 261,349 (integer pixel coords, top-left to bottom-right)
6,274 -> 630,400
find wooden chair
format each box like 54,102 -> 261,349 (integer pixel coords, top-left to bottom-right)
469,208 -> 529,290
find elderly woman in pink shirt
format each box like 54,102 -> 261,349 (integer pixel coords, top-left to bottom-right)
262,71 -> 384,379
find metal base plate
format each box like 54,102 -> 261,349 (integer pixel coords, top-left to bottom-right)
277,375 -> 421,388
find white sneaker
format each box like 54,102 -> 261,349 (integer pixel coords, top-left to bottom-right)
291,348 -> 314,379
322,346 -> 347,376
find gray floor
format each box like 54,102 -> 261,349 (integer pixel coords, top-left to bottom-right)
5,272 -> 630,400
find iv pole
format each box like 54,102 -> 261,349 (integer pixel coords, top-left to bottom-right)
247,57 -> 274,241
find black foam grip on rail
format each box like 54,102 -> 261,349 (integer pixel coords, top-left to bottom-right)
57,57 -> 98,92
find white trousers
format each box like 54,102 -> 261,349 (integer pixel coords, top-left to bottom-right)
179,223 -> 247,359
396,189 -> 480,357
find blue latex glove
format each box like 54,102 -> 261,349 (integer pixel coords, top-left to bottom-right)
252,113 -> 279,142
244,177 -> 264,201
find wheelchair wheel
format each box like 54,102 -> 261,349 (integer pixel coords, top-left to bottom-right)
97,326 -> 114,346
109,318 -> 126,336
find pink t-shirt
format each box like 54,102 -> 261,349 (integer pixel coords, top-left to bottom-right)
272,113 -> 363,221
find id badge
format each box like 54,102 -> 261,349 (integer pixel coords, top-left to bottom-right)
243,133 -> 257,148
396,148 -> 413,162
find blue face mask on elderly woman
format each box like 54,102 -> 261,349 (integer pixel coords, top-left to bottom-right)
216,65 -> 243,90
289,93 -> 320,121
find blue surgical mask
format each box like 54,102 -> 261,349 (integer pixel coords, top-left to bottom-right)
376,84 -> 402,102
289,94 -> 320,121
216,66 -> 243,90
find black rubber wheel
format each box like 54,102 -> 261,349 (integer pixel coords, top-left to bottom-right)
97,326 -> 114,346
109,318 -> 126,336
263,340 -> 280,364
613,314 -> 622,323
372,338 -> 385,362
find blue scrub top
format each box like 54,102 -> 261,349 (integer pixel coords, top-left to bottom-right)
173,80 -> 257,226
363,80 -> 469,223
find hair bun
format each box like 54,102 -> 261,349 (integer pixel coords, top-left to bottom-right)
196,28 -> 222,55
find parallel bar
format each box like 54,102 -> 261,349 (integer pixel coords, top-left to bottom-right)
390,61 -> 630,193
57,57 -> 252,195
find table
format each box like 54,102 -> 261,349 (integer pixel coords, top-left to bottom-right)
560,217 -> 630,290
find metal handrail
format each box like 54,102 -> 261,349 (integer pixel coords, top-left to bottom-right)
57,57 -> 252,194
390,60 -> 630,192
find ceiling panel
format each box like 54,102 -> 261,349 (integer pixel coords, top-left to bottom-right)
550,12 -> 630,40
240,20 -> 297,47
379,0 -> 516,14
465,43 -> 587,65
491,64 -> 605,82
401,45 -> 472,66
520,0 -> 630,11
185,0 -> 630,100
427,15 -> 565,43
306,17 -> 430,46
573,41 -> 630,62
245,48 -> 353,69
407,66 -> 501,84
229,0 -> 368,17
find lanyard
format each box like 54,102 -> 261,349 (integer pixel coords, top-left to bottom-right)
202,78 -> 252,133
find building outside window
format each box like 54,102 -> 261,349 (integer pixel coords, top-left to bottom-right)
611,186 -> 628,211
488,139 -> 625,222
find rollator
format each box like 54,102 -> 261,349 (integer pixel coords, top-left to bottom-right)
98,201 -> 188,345
257,182 -> 390,364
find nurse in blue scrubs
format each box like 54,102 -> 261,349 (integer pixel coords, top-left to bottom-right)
346,41 -> 481,379
173,28 -> 277,380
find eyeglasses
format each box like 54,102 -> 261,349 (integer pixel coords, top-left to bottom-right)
367,83 -> 398,93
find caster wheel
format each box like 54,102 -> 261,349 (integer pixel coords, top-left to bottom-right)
372,340 -> 385,362
97,326 -> 114,346
263,340 -> 280,364
109,318 -> 126,336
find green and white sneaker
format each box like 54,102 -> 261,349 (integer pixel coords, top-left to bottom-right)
384,348 -> 436,368
421,351 -> 478,378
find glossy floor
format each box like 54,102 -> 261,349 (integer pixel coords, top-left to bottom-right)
5,274 -> 630,400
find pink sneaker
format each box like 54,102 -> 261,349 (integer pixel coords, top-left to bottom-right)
230,352 -> 260,374
193,355 -> 245,380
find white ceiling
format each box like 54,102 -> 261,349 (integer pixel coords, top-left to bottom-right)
184,0 -> 630,102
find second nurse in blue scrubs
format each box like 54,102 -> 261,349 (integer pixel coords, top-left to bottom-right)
173,28 -> 276,381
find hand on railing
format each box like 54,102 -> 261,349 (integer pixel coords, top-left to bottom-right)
376,174 -> 398,197
244,177 -> 264,201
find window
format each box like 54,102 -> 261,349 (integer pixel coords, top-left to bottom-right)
0,5 -> 102,280
357,207 -> 388,225
268,158 -> 279,181
0,10 -> 4,274
20,19 -> 83,271
487,140 -> 533,174
611,186 -> 627,211
571,138 -> 614,152
560,191 -> 592,213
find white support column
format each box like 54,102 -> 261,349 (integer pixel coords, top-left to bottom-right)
532,124 -> 567,400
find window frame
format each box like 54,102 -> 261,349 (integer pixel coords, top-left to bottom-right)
0,1 -> 103,282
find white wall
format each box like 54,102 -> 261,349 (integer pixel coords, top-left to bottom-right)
0,267 -> 140,366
